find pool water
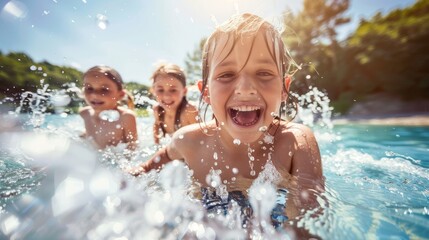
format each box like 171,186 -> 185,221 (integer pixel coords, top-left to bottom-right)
0,113 -> 428,239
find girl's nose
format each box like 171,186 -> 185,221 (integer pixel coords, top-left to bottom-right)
234,76 -> 256,96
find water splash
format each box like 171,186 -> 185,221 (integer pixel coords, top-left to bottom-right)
293,86 -> 333,128
96,14 -> 109,30
99,110 -> 120,122
1,0 -> 28,19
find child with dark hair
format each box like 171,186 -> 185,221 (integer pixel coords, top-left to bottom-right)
80,65 -> 137,150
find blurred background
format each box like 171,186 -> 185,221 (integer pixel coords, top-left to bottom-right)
1,0 -> 428,117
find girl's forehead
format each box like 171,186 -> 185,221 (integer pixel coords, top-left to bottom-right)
210,30 -> 276,71
154,75 -> 184,87
84,74 -> 117,86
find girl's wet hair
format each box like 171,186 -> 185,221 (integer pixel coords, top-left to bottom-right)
150,63 -> 189,137
150,63 -> 187,87
199,13 -> 298,125
83,65 -> 124,90
83,65 -> 134,109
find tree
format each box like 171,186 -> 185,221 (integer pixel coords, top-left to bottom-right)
184,38 -> 206,85
281,0 -> 350,99
346,0 -> 429,99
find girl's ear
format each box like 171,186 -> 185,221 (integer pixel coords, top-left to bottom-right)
285,76 -> 291,92
119,89 -> 126,98
282,76 -> 291,101
197,80 -> 210,104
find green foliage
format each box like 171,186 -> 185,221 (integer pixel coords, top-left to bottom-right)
347,0 -> 429,100
277,0 -> 429,113
125,81 -> 150,96
184,38 -> 206,85
0,51 -> 150,112
282,0 -> 350,98
0,51 -> 83,97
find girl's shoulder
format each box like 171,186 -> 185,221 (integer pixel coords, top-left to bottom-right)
79,106 -> 92,117
185,102 -> 198,111
117,107 -> 137,119
167,122 -> 206,158
172,122 -> 204,140
276,122 -> 317,143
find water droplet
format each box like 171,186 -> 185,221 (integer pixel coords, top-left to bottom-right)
232,168 -> 239,174
43,10 -> 49,15
288,151 -> 293,157
96,14 -> 109,30
3,0 -> 28,19
178,134 -> 184,139
213,152 -> 218,160
99,110 -> 120,122
50,94 -> 71,107
306,75 -> 311,79
259,126 -> 267,132
206,172 -> 221,188
233,139 -> 241,145
30,65 -> 37,71
250,170 -> 256,176
263,134 -> 274,144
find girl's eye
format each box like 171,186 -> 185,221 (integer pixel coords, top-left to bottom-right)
101,88 -> 110,93
257,71 -> 276,80
84,87 -> 94,93
169,89 -> 177,93
216,72 -> 235,82
155,89 -> 164,94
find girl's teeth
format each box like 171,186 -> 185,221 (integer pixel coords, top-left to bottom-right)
231,106 -> 260,112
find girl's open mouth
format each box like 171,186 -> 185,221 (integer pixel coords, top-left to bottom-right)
162,101 -> 174,107
90,100 -> 104,106
229,106 -> 261,127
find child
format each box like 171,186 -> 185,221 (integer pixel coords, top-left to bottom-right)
131,13 -> 324,229
80,65 -> 138,150
150,63 -> 198,144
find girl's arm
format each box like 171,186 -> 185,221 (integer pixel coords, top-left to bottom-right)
286,124 -> 324,219
122,111 -> 138,150
129,147 -> 172,175
129,131 -> 185,176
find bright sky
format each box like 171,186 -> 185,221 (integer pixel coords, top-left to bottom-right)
0,0 -> 416,86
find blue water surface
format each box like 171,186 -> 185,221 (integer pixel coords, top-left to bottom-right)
0,114 -> 428,239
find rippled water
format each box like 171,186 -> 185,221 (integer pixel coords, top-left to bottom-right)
1,113 -> 428,239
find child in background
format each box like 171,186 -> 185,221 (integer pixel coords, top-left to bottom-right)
131,13 -> 324,234
80,65 -> 138,150
150,63 -> 198,144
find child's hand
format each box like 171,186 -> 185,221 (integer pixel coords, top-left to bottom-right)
127,165 -> 145,176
